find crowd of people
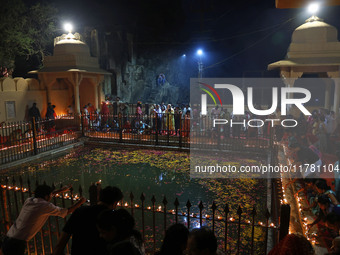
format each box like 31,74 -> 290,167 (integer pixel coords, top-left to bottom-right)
281,107 -> 340,253
4,101 -> 340,254
4,184 -> 340,254
83,98 -> 280,140
83,98 -> 194,137
1,184 -> 227,255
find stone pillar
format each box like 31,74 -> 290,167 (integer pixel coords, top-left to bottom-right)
320,74 -> 332,110
94,84 -> 98,111
328,71 -> 340,116
280,70 -> 303,114
41,74 -> 55,104
334,80 -> 340,116
74,84 -> 80,114
325,83 -> 331,110
69,73 -> 83,115
97,84 -> 103,109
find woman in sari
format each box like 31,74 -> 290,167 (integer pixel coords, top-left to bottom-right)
165,104 -> 175,134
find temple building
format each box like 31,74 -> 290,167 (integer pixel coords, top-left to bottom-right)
268,15 -> 340,115
0,32 -> 109,122
33,32 -> 110,115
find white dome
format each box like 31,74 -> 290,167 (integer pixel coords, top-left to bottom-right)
292,17 -> 338,44
54,37 -> 90,56
268,16 -> 340,70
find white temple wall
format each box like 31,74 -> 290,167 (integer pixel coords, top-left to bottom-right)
0,77 -> 47,122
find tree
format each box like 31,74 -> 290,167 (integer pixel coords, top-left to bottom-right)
26,2 -> 58,66
0,0 -> 58,75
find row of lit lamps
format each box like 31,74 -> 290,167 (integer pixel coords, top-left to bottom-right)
0,184 -> 277,228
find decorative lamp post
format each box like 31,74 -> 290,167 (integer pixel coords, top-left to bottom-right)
197,49 -> 203,79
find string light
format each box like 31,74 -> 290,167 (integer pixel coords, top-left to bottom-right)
0,185 -> 281,229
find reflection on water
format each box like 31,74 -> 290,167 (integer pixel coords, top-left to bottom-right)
3,146 -> 214,206
3,146 -> 267,215
2,145 -> 268,252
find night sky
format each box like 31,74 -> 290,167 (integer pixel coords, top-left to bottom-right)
42,0 -> 340,76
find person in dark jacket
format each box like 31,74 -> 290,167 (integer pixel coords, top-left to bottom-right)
28,103 -> 41,121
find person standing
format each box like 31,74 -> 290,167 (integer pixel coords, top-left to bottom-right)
28,103 -> 41,121
66,105 -> 74,117
45,103 -> 55,120
317,115 -> 328,153
119,102 -> 128,126
28,103 -> 41,131
182,110 -> 191,138
96,209 -> 144,255
174,106 -> 182,136
87,103 -> 96,126
156,224 -> 189,255
289,141 -> 322,178
153,105 -> 162,135
113,97 -> 120,117
53,186 -> 123,255
165,104 -> 175,134
45,103 -> 56,130
187,228 -> 221,255
83,105 -> 90,129
2,185 -> 85,255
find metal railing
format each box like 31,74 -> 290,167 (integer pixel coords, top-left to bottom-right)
1,112 -> 274,165
0,116 -> 81,165
0,177 -> 290,255
83,112 -> 273,153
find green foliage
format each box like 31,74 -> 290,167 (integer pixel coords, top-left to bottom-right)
0,0 -> 58,70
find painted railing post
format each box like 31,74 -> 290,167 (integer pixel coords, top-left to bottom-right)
0,184 -> 10,232
186,199 -> 192,230
27,177 -> 32,196
198,201 -> 204,227
12,177 -> 19,216
140,193 -> 145,240
151,195 -> 156,253
224,204 -> 229,253
80,113 -> 85,137
163,196 -> 168,235
5,178 -> 13,226
119,113 -> 123,142
167,113 -> 170,146
264,209 -> 270,255
32,117 -> 38,155
174,198 -> 179,224
155,113 -> 159,146
60,184 -> 69,254
279,204 -> 290,241
179,116 -> 182,148
19,176 -> 25,204
211,201 -> 217,232
89,183 -> 98,206
236,206 -> 243,255
52,183 -> 60,238
217,127 -> 221,150
250,206 -> 256,255
130,192 -> 134,217
79,185 -> 83,197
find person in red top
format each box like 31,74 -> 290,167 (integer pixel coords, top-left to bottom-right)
123,121 -> 132,133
